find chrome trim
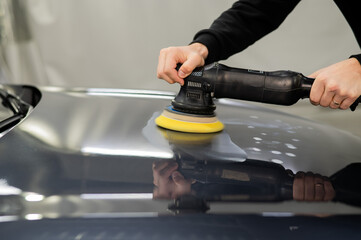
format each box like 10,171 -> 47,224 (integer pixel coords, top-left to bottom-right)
40,86 -> 176,99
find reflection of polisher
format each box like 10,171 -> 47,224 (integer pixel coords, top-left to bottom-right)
154,128 -> 361,211
168,158 -> 294,214
169,161 -> 361,213
156,62 -> 361,133
158,128 -> 292,201
176,158 -> 294,202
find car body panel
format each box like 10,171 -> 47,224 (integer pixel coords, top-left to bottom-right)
1,86 -> 361,238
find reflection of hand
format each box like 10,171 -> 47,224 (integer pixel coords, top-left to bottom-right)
293,172 -> 335,201
157,43 -> 208,85
309,58 -> 361,109
152,160 -> 193,199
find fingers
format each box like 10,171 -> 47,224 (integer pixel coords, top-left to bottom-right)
293,171 -> 335,202
157,47 -> 185,85
293,172 -> 305,201
309,73 -> 324,106
330,95 -> 345,109
319,89 -> 335,108
308,58 -> 361,110
159,161 -> 178,177
339,96 -> 358,110
170,171 -> 193,198
309,75 -> 352,109
171,171 -> 184,184
157,43 -> 208,85
304,172 -> 315,200
178,53 -> 205,78
152,161 -> 178,186
309,74 -> 338,108
313,174 -> 325,201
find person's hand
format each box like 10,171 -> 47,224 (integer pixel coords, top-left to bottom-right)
152,160 -> 193,199
293,171 -> 335,201
309,58 -> 361,109
157,43 -> 208,85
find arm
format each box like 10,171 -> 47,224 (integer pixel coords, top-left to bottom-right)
192,0 -> 301,63
157,0 -> 301,84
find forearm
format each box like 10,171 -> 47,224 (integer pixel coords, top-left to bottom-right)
192,0 -> 301,63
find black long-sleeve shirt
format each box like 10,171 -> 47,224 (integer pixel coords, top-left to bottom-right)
192,0 -> 361,64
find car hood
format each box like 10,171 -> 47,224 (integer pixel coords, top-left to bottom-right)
1,86 -> 361,221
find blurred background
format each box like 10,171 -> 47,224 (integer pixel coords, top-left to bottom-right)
0,0 -> 360,136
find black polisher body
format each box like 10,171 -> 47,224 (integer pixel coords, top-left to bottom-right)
172,62 -> 317,115
172,62 -> 361,113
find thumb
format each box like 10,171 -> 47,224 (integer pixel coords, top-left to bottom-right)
178,64 -> 194,79
308,69 -> 322,79
178,54 -> 205,78
171,171 -> 185,185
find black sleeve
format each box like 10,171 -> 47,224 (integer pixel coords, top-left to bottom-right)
192,0 -> 301,64
333,0 -> 361,48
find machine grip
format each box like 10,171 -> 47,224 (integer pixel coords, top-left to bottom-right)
214,64 -> 312,106
300,76 -> 314,93
175,63 -> 361,111
213,64 -> 361,110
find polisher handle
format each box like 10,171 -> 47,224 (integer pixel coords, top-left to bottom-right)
213,63 -> 361,111
214,63 -> 313,105
173,63 -> 360,113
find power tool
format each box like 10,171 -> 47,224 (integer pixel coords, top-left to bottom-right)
155,62 -> 360,133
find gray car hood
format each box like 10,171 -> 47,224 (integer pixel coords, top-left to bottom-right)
0,86 -> 361,221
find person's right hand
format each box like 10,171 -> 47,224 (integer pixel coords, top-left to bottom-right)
293,171 -> 335,202
157,43 -> 209,85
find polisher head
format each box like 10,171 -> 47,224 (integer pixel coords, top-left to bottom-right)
155,106 -> 224,133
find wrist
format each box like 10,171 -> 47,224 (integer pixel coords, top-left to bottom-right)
189,43 -> 209,60
350,54 -> 361,65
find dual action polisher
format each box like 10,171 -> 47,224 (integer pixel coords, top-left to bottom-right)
155,62 -> 360,133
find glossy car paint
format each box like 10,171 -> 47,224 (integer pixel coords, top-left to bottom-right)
0,86 -> 360,239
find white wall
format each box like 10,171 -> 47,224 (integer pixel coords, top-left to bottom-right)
23,0 -> 359,91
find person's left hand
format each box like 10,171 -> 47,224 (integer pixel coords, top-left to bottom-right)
309,58 -> 361,109
152,160 -> 193,199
